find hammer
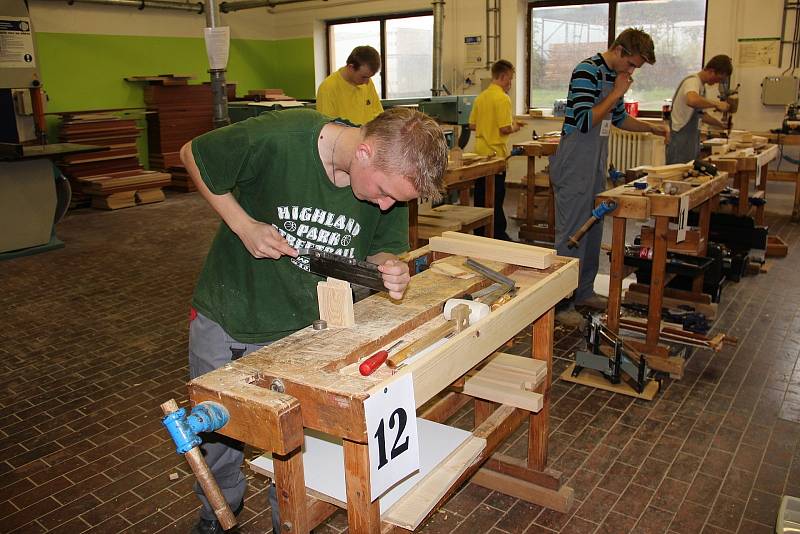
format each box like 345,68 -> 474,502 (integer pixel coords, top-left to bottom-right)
387,300 -> 489,368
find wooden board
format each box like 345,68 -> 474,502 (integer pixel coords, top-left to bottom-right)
429,231 -> 554,269
559,363 -> 659,400
463,353 -> 546,413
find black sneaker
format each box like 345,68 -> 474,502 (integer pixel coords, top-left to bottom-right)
190,500 -> 244,534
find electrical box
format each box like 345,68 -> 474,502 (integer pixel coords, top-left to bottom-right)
762,76 -> 799,105
464,36 -> 483,68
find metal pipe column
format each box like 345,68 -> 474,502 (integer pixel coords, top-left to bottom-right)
432,0 -> 444,96
205,0 -> 230,128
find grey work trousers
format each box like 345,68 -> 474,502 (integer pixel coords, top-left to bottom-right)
188,311 -> 275,523
550,143 -> 608,302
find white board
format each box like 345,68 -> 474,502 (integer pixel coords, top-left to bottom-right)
249,418 -> 472,513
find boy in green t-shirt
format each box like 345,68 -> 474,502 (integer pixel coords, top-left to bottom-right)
180,107 -> 447,534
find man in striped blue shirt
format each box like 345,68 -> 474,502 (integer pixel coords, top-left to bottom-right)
550,28 -> 669,327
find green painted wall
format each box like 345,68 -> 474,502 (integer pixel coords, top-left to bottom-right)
34,32 -> 315,159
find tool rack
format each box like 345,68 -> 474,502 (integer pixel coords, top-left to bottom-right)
408,157 -> 505,247
595,171 -> 729,378
187,245 -> 578,533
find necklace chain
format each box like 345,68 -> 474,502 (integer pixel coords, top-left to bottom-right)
330,125 -> 347,187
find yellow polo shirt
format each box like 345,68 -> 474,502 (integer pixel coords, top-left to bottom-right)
469,83 -> 513,158
316,68 -> 384,126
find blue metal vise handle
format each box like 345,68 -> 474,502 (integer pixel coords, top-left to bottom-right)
592,199 -> 618,220
162,402 -> 230,455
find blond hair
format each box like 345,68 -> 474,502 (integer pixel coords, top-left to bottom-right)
362,108 -> 447,201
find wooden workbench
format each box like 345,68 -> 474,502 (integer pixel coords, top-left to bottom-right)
755,132 -> 800,221
707,144 -> 779,225
597,172 -> 729,376
408,157 -> 506,248
512,140 -> 559,244
188,248 -> 577,533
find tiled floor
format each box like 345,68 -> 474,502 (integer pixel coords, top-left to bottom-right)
1,192 -> 798,534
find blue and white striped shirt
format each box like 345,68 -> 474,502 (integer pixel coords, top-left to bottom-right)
562,53 -> 627,137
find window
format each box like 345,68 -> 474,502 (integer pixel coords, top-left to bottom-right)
528,0 -> 707,112
327,12 -> 433,99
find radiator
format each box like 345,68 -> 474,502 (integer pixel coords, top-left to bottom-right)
607,127 -> 665,170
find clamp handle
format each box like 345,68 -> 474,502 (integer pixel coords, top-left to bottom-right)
161,399 -> 237,530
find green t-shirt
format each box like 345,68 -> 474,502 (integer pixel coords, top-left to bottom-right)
191,108 -> 409,343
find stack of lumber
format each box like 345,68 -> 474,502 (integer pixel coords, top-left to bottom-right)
165,166 -> 196,192
79,170 -> 171,210
57,111 -> 147,208
127,74 -> 235,186
247,88 -> 295,101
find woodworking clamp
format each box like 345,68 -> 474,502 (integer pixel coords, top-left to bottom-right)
567,200 -> 618,248
573,314 -> 652,393
608,163 -> 626,185
162,401 -> 230,454
161,399 -> 237,530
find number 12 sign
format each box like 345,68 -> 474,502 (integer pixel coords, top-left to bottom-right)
363,373 -> 420,501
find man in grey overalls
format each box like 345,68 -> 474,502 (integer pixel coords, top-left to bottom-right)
550,28 -> 670,327
666,55 -> 732,164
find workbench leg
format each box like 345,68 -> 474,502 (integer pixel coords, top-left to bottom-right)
756,163 -> 767,226
459,187 -> 470,206
273,447 -> 309,534
408,199 -> 419,250
525,156 -> 536,234
646,216 -> 669,349
737,171 -> 749,217
343,439 -> 380,534
793,170 -> 800,222
474,399 -> 499,427
486,174 -> 496,239
607,216 -> 626,335
692,199 -> 712,294
529,308 -> 554,471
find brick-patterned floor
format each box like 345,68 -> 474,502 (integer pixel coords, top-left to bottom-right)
1,192 -> 798,534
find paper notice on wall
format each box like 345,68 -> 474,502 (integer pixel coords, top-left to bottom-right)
0,17 -> 36,68
738,38 -> 779,68
204,27 -> 230,70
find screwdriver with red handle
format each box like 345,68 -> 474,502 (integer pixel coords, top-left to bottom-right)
359,340 -> 403,376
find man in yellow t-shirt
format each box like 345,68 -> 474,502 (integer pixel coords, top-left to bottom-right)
468,59 -> 520,241
316,45 -> 384,125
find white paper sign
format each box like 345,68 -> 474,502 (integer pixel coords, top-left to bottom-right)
0,17 -> 36,68
756,164 -> 762,187
204,26 -> 230,70
677,195 -> 689,243
363,373 -> 420,501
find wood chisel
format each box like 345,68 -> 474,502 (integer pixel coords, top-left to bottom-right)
296,248 -> 386,292
359,340 -> 403,376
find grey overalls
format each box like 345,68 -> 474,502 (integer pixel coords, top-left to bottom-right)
666,74 -> 704,164
550,68 -> 614,302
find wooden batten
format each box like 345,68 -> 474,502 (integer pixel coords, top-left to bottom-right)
382,436 -> 485,530
463,353 -> 546,412
429,231 -> 554,269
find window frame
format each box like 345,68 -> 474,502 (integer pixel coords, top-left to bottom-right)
326,10 -> 434,99
526,0 -> 709,116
